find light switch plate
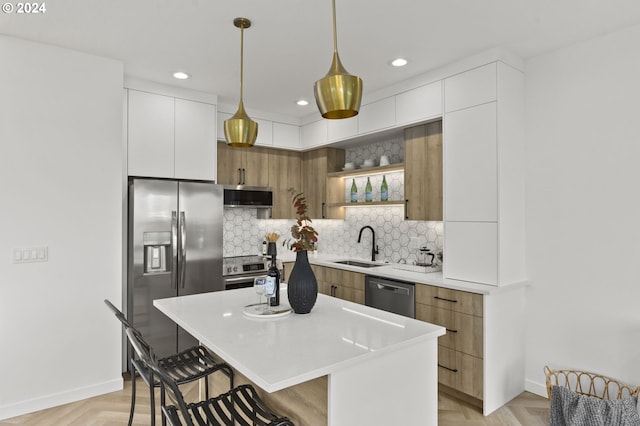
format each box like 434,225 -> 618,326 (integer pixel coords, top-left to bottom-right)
12,246 -> 48,263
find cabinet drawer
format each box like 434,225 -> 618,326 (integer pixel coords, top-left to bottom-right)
438,346 -> 483,399
310,264 -> 326,281
415,284 -> 483,317
416,304 -> 482,358
334,285 -> 364,304
324,268 -> 365,291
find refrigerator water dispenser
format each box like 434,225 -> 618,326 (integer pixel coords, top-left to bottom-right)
143,231 -> 171,274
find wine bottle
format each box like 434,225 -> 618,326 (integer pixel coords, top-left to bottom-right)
365,177 -> 372,202
350,179 -> 358,203
380,175 -> 388,202
267,251 -> 280,306
262,240 -> 267,255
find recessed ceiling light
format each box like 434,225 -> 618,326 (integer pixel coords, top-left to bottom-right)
173,71 -> 190,80
390,58 -> 408,67
296,99 -> 309,106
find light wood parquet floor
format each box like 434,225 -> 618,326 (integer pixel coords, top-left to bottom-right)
1,375 -> 550,425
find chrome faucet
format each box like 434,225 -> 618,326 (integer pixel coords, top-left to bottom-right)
357,226 -> 379,261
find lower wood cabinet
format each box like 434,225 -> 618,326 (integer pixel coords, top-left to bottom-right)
282,263 -> 364,305
415,284 -> 484,401
437,346 -> 483,400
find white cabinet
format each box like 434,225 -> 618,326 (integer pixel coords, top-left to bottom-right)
396,81 -> 443,126
216,112 -> 273,147
444,102 -> 497,222
301,119 -> 328,149
358,96 -> 396,134
273,122 -> 300,149
128,90 -> 174,178
254,118 -> 273,147
443,62 -> 525,287
445,222 -> 498,285
327,116 -> 358,142
216,111 -> 231,141
128,90 -> 217,180
444,62 -> 497,113
174,98 -> 216,180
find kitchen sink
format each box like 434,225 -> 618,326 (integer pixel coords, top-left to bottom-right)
332,260 -> 384,268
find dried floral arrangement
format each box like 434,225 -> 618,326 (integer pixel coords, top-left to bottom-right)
283,188 -> 318,252
265,232 -> 280,243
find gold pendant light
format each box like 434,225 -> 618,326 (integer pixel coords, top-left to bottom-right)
314,0 -> 363,119
224,17 -> 258,148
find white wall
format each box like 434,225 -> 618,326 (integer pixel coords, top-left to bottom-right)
524,24 -> 640,395
0,36 -> 124,419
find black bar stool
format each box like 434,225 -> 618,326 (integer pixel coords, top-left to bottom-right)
104,299 -> 234,425
125,327 -> 294,426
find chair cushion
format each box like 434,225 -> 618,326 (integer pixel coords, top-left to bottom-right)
550,385 -> 640,426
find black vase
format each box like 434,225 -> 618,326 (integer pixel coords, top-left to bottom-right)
287,250 -> 318,314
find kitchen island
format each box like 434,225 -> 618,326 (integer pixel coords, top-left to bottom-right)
154,287 -> 445,425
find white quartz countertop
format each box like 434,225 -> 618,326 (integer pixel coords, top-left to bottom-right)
279,253 -> 525,295
153,287 -> 445,393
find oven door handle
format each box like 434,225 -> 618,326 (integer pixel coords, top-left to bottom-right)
224,275 -> 267,283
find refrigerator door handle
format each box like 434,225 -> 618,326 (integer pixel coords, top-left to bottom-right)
179,211 -> 187,288
171,211 -> 178,289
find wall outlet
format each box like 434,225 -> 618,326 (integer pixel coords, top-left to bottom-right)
12,246 -> 48,264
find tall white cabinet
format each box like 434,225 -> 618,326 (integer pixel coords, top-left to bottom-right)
443,62 -> 525,286
127,90 -> 217,181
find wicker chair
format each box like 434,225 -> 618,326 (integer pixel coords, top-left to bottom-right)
544,365 -> 640,400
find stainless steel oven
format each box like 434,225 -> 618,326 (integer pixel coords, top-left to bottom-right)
222,255 -> 270,290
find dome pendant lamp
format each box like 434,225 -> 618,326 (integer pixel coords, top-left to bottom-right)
224,17 -> 258,148
313,0 -> 363,119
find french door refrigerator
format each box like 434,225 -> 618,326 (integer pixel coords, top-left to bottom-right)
127,178 -> 223,359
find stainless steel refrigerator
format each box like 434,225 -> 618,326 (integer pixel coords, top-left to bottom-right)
127,178 -> 223,359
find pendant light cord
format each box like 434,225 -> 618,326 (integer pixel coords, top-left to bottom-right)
332,0 -> 338,53
239,25 -> 244,102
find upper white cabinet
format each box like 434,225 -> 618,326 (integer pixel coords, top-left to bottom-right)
444,102 -> 497,222
218,112 -> 300,149
301,81 -> 442,146
128,90 -> 217,180
128,90 -> 174,178
273,122 -> 300,149
301,119 -> 328,149
358,96 -> 396,134
174,98 -> 217,181
443,62 -> 525,287
396,81 -> 443,126
444,62 -> 497,113
327,116 -> 358,142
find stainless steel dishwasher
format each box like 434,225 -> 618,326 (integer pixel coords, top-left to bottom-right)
365,276 -> 415,318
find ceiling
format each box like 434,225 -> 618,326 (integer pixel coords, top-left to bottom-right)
2,0 -> 640,121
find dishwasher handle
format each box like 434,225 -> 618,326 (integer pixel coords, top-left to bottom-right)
371,281 -> 411,296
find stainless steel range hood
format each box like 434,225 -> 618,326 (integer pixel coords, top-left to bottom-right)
223,185 -> 273,219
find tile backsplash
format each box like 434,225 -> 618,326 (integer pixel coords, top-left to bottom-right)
223,138 -> 444,264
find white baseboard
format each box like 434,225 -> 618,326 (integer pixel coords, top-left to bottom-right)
525,378 -> 548,398
0,377 -> 123,421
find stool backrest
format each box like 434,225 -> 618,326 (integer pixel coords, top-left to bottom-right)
124,327 -> 194,426
104,298 -> 155,362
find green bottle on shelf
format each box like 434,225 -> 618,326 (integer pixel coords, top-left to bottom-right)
380,175 -> 388,202
350,179 -> 358,203
365,177 -> 373,202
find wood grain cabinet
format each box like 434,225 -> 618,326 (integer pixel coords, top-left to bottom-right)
404,121 -> 443,221
283,263 -> 365,305
268,149 -> 302,219
415,284 -> 483,400
217,141 -> 270,186
301,148 -> 345,219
